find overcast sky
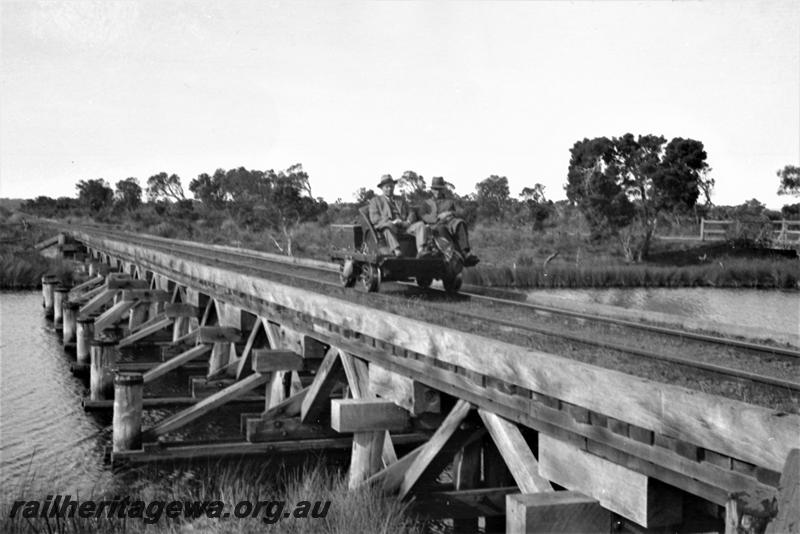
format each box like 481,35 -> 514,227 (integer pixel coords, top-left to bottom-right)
1,1 -> 798,208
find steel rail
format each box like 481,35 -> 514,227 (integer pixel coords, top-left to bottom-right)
72,227 -> 800,394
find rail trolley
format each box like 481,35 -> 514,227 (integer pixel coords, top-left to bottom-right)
331,207 -> 472,294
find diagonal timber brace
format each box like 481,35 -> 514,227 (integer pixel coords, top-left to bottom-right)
146,372 -> 269,439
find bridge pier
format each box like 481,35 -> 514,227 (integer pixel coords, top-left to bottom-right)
53,285 -> 70,329
41,275 -> 59,315
112,373 -> 143,453
75,316 -> 94,374
62,301 -> 80,345
90,339 -> 118,401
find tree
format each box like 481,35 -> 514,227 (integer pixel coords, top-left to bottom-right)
76,179 -> 114,212
566,133 -> 710,261
520,183 -> 547,203
259,164 -> 323,255
777,165 -> 800,196
146,172 -> 185,202
520,184 -> 552,231
475,175 -> 511,221
781,203 -> 800,219
189,171 -> 227,208
354,187 -> 375,204
115,177 -> 142,211
397,171 -> 427,203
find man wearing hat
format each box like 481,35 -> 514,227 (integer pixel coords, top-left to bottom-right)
368,174 -> 430,257
422,177 -> 479,266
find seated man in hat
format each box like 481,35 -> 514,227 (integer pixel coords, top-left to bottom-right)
421,177 -> 479,266
368,174 -> 431,257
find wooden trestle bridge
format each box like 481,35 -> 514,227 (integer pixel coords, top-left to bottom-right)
36,228 -> 799,534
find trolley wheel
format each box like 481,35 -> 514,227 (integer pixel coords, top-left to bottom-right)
416,275 -> 433,289
442,272 -> 462,294
359,263 -> 381,292
340,259 -> 357,288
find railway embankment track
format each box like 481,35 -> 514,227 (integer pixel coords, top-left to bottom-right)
71,226 -> 800,413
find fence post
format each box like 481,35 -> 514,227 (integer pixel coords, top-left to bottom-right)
700,218 -> 705,241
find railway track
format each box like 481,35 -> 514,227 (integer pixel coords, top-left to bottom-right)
71,226 -> 800,399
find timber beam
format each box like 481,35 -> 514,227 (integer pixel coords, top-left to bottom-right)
539,433 -> 683,528
94,300 -> 136,331
410,486 -> 518,520
261,387 -> 308,421
110,432 -> 429,464
331,399 -> 410,433
118,317 -> 174,347
370,364 -> 440,416
196,326 -> 242,344
398,400 -> 485,499
252,349 -> 303,372
120,289 -> 171,302
106,278 -> 149,290
478,409 -> 553,493
145,372 -> 269,439
506,492 -> 612,534
164,303 -> 201,318
143,344 -> 212,383
300,349 -> 345,424
79,288 -> 116,316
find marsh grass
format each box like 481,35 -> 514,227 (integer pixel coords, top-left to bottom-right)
0,222 -> 75,289
1,459 -> 421,534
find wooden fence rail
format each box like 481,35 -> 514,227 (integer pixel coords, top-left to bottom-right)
701,218 -> 800,248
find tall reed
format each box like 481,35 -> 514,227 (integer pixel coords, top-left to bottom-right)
1,460 -> 421,534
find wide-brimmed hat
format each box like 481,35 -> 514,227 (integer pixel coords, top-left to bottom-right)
430,176 -> 446,190
377,174 -> 396,188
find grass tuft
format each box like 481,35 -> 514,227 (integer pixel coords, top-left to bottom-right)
1,459 -> 421,534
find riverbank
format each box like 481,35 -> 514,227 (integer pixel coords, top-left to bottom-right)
1,459 -> 421,534
0,222 -> 75,289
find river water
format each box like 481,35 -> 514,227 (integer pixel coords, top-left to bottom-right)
0,291 -> 114,499
526,287 -> 799,335
0,291 -> 244,500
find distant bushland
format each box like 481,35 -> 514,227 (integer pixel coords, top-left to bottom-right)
9,158 -> 800,290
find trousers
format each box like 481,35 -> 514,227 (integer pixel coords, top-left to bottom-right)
433,218 -> 470,252
381,221 -> 428,252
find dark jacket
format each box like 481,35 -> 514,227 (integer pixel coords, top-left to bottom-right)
368,195 -> 415,230
421,197 -> 464,224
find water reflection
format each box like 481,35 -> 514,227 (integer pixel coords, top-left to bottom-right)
0,292 -> 249,498
526,287 -> 800,334
1,292 -> 114,498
